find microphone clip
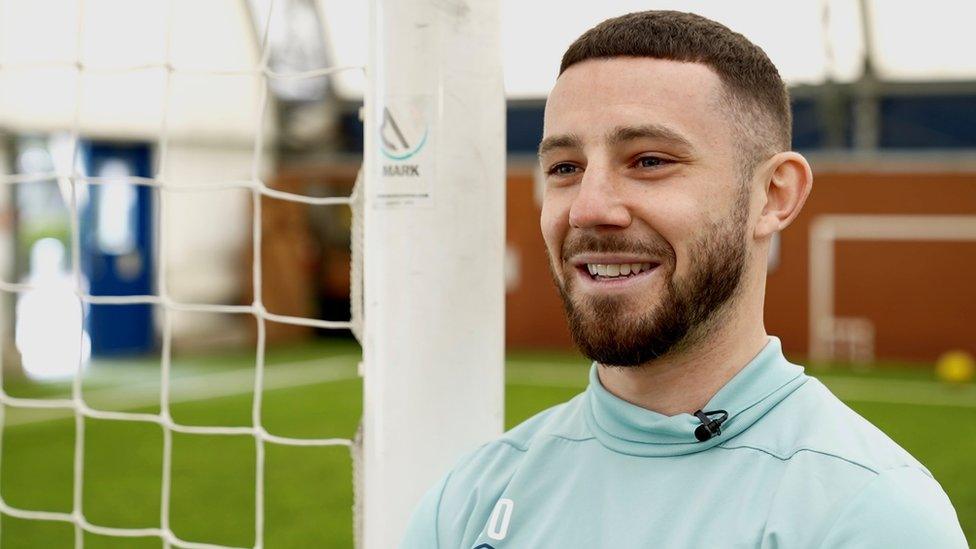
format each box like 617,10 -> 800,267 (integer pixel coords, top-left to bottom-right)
693,409 -> 729,442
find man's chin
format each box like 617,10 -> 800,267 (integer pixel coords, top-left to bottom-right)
568,310 -> 651,357
568,291 -> 662,319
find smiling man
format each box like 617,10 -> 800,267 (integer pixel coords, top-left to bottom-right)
400,11 -> 967,548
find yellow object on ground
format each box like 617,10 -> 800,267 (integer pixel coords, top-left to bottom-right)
936,351 -> 976,384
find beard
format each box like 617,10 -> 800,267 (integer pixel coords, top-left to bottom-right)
551,191 -> 750,367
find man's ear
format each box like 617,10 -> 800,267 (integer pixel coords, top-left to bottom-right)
754,152 -> 813,239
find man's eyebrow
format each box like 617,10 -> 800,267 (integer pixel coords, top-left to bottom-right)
606,124 -> 694,151
538,125 -> 695,158
537,134 -> 583,158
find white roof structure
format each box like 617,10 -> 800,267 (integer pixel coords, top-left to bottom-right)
0,0 -> 262,141
323,0 -> 976,98
1,0 -> 975,139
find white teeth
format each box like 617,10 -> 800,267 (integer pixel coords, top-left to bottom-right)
584,262 -> 656,278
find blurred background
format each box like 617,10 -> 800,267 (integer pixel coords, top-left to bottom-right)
0,0 -> 973,547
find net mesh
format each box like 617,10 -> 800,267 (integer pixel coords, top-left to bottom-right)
0,0 -> 365,547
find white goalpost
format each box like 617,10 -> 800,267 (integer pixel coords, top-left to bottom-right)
0,0 -> 505,547
361,0 -> 505,546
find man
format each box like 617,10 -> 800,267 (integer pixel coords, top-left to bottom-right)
400,11 -> 967,548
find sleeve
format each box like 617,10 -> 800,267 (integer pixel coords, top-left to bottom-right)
398,472 -> 451,549
818,466 -> 969,548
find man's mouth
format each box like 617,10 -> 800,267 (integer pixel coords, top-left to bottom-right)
583,262 -> 657,280
565,252 -> 665,290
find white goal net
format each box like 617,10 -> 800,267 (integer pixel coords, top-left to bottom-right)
0,0 -> 362,547
0,0 -> 504,547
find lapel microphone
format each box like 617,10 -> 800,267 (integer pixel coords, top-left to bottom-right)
693,409 -> 729,442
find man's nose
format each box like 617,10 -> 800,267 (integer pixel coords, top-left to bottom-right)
568,168 -> 632,229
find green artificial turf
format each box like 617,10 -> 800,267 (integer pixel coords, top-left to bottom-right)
1,341 -> 973,547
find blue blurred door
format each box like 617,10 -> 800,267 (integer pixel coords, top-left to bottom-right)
81,142 -> 155,356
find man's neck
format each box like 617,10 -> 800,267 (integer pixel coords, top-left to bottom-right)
595,313 -> 769,417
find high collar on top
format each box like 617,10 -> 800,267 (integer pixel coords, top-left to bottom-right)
583,337 -> 807,457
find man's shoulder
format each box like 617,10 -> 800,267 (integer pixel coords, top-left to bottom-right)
726,376 -> 966,546
501,391 -> 592,447
437,391 -> 590,499
456,391 -> 590,468
411,393 -> 591,545
726,376 -> 927,475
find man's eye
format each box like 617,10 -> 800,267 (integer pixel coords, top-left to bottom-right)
547,163 -> 579,176
635,156 -> 670,169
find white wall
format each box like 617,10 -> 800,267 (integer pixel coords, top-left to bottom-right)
160,141 -> 273,347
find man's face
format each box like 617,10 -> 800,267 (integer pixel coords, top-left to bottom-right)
539,57 -> 753,366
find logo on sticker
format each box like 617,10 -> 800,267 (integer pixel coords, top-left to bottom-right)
380,106 -> 428,161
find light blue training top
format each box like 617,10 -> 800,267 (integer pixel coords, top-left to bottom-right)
399,337 -> 968,548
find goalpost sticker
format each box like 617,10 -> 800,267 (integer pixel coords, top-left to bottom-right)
374,95 -> 434,208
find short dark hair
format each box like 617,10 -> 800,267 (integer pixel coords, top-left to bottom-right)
560,11 -> 791,172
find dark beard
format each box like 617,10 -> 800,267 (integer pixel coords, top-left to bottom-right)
551,192 -> 749,367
